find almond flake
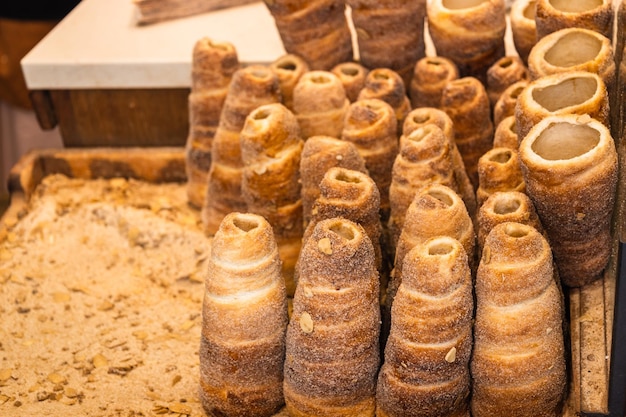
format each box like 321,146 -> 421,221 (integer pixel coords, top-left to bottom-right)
317,237 -> 333,255
299,312 -> 314,334
445,347 -> 457,363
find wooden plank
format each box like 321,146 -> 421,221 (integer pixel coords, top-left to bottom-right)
48,88 -> 190,147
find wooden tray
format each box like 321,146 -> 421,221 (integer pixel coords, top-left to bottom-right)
1,143 -> 624,416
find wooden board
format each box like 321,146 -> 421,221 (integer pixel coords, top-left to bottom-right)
133,0 -> 260,25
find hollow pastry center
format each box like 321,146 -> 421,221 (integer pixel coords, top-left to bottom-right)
427,188 -> 455,206
493,196 -> 522,215
531,122 -> 600,160
410,113 -> 431,124
504,223 -> 529,238
524,1 -> 537,19
531,77 -> 597,111
233,216 -> 260,232
549,0 -> 603,13
428,239 -> 455,256
276,61 -> 297,71
489,149 -> 512,164
339,65 -> 360,76
544,32 -> 602,67
334,170 -> 363,184
443,0 -> 487,9
329,221 -> 357,240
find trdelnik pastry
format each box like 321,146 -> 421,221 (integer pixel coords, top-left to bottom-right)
284,218 -> 380,416
518,114 -> 618,287
200,212 -> 288,417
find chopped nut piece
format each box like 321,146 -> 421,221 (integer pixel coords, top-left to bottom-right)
47,373 -> 67,385
0,369 -> 13,381
317,237 -> 333,255
92,354 -> 108,368
299,312 -> 314,334
445,347 -> 457,363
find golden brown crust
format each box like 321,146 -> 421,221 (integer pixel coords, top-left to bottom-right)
427,0 -> 506,82
402,107 -> 477,219
515,71 -> 610,142
493,115 -> 520,149
292,70 -> 350,139
263,0 -> 353,70
200,212 -> 288,417
409,56 -> 459,109
486,55 -> 529,108
348,0 -> 427,85
388,125 -> 458,250
510,0 -> 538,64
185,38 -> 240,208
471,222 -> 566,417
270,53 -> 311,111
535,0 -> 614,40
331,61 -> 370,102
300,136 -> 368,226
518,114 -> 618,287
240,103 -> 305,296
284,218 -> 380,417
341,98 -> 398,219
477,191 -> 544,250
202,65 -> 282,235
476,147 -> 525,207
357,68 -> 411,133
390,184 -> 475,307
493,80 -> 528,129
441,77 -> 494,190
303,167 -> 383,272
377,236 -> 473,417
527,27 -> 616,90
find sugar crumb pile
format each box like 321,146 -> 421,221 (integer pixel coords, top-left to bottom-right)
0,174 -> 212,417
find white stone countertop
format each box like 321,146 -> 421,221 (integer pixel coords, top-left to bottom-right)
21,0 -> 286,89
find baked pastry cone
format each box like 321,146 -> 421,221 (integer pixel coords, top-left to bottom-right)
388,125 -> 458,250
331,61 -> 369,102
348,0 -> 427,85
200,212 -> 288,417
510,0 -> 538,64
263,0 -> 353,70
471,222 -> 567,417
403,107 -> 477,218
515,71 -> 609,142
270,53 -> 310,111
377,236 -> 473,417
519,114 -> 618,287
202,65 -> 281,235
292,70 -> 350,139
441,77 -> 494,190
185,38 -> 240,208
476,147 -> 525,207
303,167 -> 383,273
341,98 -> 399,220
535,0 -> 614,40
284,218 -> 380,417
493,80 -> 528,128
493,115 -> 520,149
486,55 -> 529,108
527,27 -> 616,91
300,135 -> 368,226
409,55 -> 459,109
240,103 -> 305,297
427,0 -> 507,82
357,68 -> 412,133
476,190 -> 543,250
389,184 -> 475,307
